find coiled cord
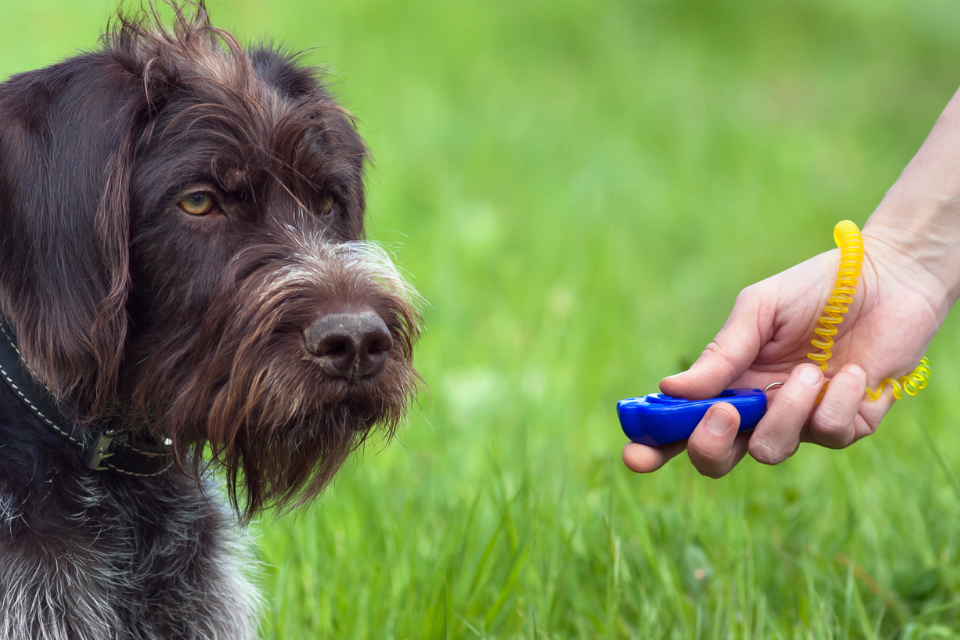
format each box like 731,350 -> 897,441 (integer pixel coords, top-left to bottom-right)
807,220 -> 930,401
865,357 -> 930,400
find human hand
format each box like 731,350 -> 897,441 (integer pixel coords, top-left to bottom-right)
622,228 -> 945,477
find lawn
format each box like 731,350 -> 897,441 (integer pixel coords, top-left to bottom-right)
4,0 -> 960,637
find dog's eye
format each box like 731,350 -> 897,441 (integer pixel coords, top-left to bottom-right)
178,192 -> 217,216
320,196 -> 334,217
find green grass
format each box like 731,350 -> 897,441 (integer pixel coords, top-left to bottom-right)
5,0 -> 960,637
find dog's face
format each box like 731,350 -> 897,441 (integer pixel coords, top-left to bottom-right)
0,6 -> 420,517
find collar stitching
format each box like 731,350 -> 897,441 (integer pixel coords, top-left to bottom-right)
0,320 -> 173,478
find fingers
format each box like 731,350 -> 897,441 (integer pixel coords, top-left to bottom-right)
622,440 -> 687,473
808,364 -> 867,448
628,361 -> 898,476
622,403 -> 750,478
747,363 -> 824,465
686,402 -> 750,478
660,286 -> 768,400
749,362 -> 895,462
809,363 -> 898,443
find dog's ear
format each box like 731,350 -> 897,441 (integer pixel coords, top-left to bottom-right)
0,55 -> 147,416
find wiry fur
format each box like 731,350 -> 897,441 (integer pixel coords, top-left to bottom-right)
0,420 -> 259,640
0,3 -> 420,638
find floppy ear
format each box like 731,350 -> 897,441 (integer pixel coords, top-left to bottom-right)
0,54 -> 147,417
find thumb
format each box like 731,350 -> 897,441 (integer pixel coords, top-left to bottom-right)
660,287 -> 768,400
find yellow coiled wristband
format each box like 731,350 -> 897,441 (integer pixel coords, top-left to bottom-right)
807,220 -> 930,400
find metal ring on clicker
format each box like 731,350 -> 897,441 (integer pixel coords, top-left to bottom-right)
763,382 -> 784,394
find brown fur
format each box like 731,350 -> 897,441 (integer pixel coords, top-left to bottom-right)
0,2 -> 421,520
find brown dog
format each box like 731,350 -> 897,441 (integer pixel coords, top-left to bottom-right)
0,3 -> 420,638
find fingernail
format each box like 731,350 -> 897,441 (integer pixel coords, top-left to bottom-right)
846,364 -> 865,379
799,365 -> 822,387
706,408 -> 730,435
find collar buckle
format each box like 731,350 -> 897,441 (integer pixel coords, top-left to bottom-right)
84,432 -> 116,470
1,316 -> 173,478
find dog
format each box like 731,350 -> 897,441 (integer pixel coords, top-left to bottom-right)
0,3 -> 420,638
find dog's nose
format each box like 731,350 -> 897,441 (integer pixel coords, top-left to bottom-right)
304,311 -> 393,379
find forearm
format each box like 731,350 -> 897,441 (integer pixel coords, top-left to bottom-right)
865,84 -> 960,317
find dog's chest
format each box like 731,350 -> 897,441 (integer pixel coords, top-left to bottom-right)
0,382 -> 258,640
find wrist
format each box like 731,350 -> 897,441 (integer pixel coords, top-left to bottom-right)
862,84 -> 960,311
862,206 -> 960,323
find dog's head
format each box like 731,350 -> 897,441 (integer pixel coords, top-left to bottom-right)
0,3 -> 421,518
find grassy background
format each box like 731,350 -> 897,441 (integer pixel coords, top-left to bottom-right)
4,0 -> 960,637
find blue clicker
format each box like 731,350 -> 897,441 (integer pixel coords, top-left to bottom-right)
617,389 -> 767,447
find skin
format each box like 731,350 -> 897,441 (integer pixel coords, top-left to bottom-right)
624,85 -> 960,477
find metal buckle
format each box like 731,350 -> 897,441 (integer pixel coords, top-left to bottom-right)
85,432 -> 116,470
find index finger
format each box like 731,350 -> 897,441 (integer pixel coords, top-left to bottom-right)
661,285 -> 769,400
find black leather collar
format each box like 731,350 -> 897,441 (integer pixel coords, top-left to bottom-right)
0,317 -> 174,478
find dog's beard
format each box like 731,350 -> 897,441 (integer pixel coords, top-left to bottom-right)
128,232 -> 421,520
